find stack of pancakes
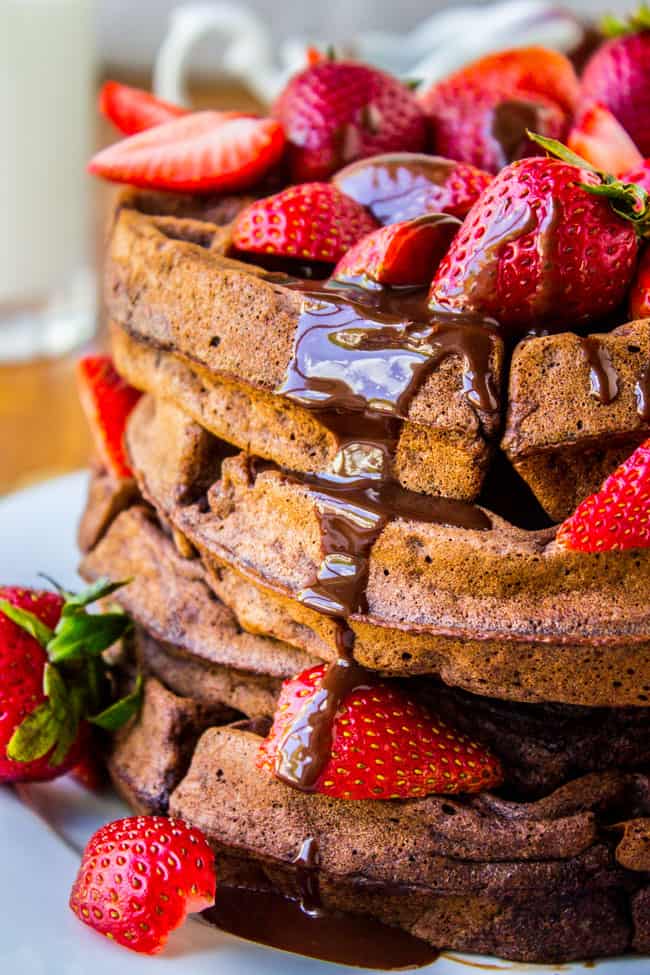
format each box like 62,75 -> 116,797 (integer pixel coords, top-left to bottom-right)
79,188 -> 650,963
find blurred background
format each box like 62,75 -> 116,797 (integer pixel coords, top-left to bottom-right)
0,0 -> 640,496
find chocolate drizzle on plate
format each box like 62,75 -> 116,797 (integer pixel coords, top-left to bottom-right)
201,885 -> 439,969
293,837 -> 324,917
270,276 -> 494,791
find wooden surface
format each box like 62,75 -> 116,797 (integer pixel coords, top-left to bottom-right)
0,79 -> 262,496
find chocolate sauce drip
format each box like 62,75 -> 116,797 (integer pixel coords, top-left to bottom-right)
202,886 -> 439,969
334,153 -> 463,225
272,277 -> 494,793
276,656 -> 371,791
579,337 -> 619,404
279,282 -> 500,415
636,362 -> 650,422
293,837 -> 324,916
491,99 -> 550,167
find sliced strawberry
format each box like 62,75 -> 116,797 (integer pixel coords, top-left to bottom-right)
630,246 -> 650,319
70,816 -> 216,953
332,214 -> 460,287
88,111 -> 286,193
77,356 -> 142,480
568,102 -> 642,176
258,664 -> 503,800
99,81 -> 186,135
232,182 -> 378,264
557,439 -> 650,552
334,153 -> 492,224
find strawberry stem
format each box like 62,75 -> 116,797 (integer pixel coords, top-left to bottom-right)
528,130 -> 650,238
601,3 -> 650,38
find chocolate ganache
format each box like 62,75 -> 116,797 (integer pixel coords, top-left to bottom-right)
268,276 -> 494,791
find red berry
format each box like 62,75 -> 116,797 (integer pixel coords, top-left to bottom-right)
99,81 -> 186,136
77,356 -> 142,480
630,245 -> 650,319
0,589 -> 82,784
88,111 -> 286,193
334,152 -> 492,223
272,60 -> 427,181
581,26 -> 650,157
557,439 -> 650,552
70,816 -> 216,954
257,664 -> 503,800
429,156 -> 639,335
419,47 -> 578,174
232,182 -> 378,264
332,214 -> 459,287
567,101 -> 642,175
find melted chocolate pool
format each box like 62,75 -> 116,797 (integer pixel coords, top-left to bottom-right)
202,886 -> 439,970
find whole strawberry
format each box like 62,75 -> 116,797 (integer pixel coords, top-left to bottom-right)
272,59 -> 427,181
557,438 -> 650,552
429,136 -> 648,335
581,7 -> 650,157
232,182 -> 378,264
419,47 -> 578,173
333,152 -> 492,223
257,664 -> 502,800
0,580 -> 138,783
70,816 -> 216,954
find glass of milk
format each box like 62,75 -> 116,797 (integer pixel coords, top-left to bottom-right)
0,0 -> 96,361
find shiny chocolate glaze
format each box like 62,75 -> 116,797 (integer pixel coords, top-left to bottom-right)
333,152 -> 471,224
636,362 -> 650,422
271,277 -> 494,791
579,336 -> 619,404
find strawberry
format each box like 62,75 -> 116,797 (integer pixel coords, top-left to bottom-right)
629,246 -> 650,319
419,47 -> 579,174
88,111 -> 286,193
428,136 -> 649,336
232,182 -> 378,264
0,581 -> 138,784
99,81 -> 186,136
71,749 -> 106,792
333,153 -> 492,224
421,84 -> 567,174
557,438 -> 650,552
77,356 -> 142,480
272,59 -> 427,182
70,816 -> 216,954
568,102 -> 642,176
581,7 -> 650,157
421,46 -> 580,117
257,664 -> 503,800
332,214 -> 460,288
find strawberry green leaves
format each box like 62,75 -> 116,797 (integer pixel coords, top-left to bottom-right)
1,578 -> 140,769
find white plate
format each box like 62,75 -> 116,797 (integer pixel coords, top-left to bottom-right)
0,471 -> 645,975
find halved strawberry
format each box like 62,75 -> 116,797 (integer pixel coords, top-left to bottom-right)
232,182 -> 378,264
332,214 -> 460,287
99,81 -> 186,135
568,102 -> 642,176
88,111 -> 286,193
557,439 -> 650,552
257,664 -> 503,800
70,816 -> 216,953
630,246 -> 650,318
77,356 -> 142,480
